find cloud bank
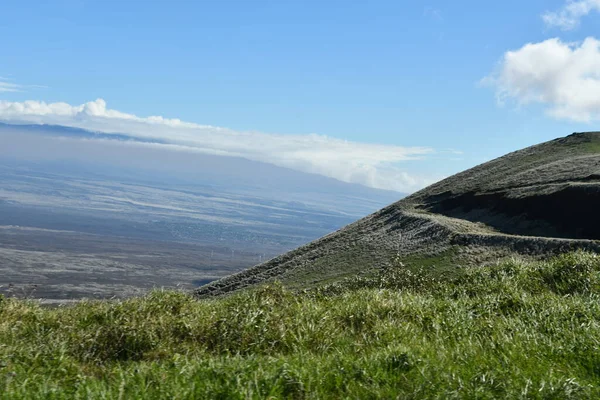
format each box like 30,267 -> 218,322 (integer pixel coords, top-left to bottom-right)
0,99 -> 436,192
543,0 -> 600,30
484,37 -> 600,122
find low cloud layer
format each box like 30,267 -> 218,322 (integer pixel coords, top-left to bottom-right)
543,0 -> 600,30
0,99 -> 437,192
484,37 -> 600,122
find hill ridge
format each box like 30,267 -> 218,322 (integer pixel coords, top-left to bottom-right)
196,132 -> 600,297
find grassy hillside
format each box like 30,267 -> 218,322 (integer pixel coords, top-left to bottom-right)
2,252 -> 600,398
197,132 -> 600,297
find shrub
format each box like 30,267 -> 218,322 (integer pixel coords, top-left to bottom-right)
542,252 -> 600,295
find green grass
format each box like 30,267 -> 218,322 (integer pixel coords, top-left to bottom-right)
574,132 -> 600,154
2,251 -> 600,399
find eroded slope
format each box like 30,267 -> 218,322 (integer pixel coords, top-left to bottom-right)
408,133 -> 600,239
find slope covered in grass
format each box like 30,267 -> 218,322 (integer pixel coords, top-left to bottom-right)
196,132 -> 600,297
2,252 -> 600,398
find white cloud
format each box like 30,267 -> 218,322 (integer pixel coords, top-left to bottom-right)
0,77 -> 46,93
543,0 -> 600,30
424,7 -> 443,21
483,37 -> 600,122
0,79 -> 21,93
0,98 -> 437,192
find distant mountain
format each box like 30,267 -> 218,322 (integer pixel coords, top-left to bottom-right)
197,132 -> 600,297
0,122 -> 403,216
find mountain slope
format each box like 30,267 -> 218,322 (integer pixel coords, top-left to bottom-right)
196,132 -> 600,297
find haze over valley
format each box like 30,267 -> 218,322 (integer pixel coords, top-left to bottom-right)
0,123 -> 401,301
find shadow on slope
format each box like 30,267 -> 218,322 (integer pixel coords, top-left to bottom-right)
420,183 -> 600,240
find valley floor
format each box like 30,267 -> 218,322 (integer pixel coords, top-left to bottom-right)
1,252 -> 599,399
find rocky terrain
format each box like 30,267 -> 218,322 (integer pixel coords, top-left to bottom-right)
196,132 -> 600,297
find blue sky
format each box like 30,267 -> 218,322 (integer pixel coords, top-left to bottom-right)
1,0 -> 600,192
